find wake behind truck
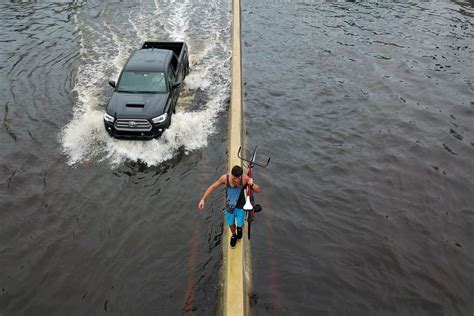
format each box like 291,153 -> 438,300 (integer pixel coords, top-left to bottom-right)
103,41 -> 189,139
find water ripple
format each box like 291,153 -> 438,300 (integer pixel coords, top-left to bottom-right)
243,0 -> 474,314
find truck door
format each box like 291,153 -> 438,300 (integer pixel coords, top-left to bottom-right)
168,65 -> 178,113
170,55 -> 182,81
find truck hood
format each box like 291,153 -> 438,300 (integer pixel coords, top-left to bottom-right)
106,92 -> 169,119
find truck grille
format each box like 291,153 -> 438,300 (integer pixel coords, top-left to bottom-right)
114,119 -> 152,132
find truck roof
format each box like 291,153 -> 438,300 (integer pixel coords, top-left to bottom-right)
124,48 -> 172,72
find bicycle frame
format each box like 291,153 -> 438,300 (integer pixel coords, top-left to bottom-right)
237,146 -> 270,239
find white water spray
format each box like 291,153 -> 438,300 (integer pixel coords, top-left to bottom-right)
61,1 -> 231,166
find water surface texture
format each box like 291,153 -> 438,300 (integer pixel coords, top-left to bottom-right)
242,0 -> 474,315
1,0 -> 231,314
1,0 -> 474,315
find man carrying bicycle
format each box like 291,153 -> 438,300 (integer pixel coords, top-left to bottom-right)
198,165 -> 260,248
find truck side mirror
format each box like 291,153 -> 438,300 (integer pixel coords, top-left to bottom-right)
109,80 -> 116,88
171,82 -> 181,90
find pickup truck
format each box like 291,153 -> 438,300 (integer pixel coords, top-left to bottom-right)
103,41 -> 189,139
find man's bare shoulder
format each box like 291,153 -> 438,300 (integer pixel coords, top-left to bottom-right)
218,174 -> 228,184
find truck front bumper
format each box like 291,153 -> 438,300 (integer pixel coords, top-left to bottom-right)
104,118 -> 170,140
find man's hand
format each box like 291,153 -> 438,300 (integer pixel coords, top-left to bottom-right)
247,177 -> 260,193
198,177 -> 224,211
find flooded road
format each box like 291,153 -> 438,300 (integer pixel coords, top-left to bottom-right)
1,0 -> 231,314
1,0 -> 473,315
242,0 -> 474,315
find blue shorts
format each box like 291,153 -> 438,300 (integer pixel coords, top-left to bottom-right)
224,208 -> 245,227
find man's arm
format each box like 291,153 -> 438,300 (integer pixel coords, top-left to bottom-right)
246,176 -> 260,193
198,175 -> 225,210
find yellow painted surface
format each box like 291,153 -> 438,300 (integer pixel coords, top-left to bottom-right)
223,0 -> 247,315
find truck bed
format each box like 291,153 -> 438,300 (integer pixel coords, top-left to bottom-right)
141,41 -> 186,59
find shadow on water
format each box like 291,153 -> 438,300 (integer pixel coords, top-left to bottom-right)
115,147 -> 188,178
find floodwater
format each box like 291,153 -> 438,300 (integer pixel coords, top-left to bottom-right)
0,0 -> 473,315
242,0 -> 474,315
1,0 -> 230,314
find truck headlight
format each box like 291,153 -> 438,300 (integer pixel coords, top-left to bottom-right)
152,113 -> 168,124
104,112 -> 115,123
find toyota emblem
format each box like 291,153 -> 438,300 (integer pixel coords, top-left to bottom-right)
128,121 -> 137,128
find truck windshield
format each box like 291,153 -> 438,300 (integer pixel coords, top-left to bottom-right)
117,71 -> 167,93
